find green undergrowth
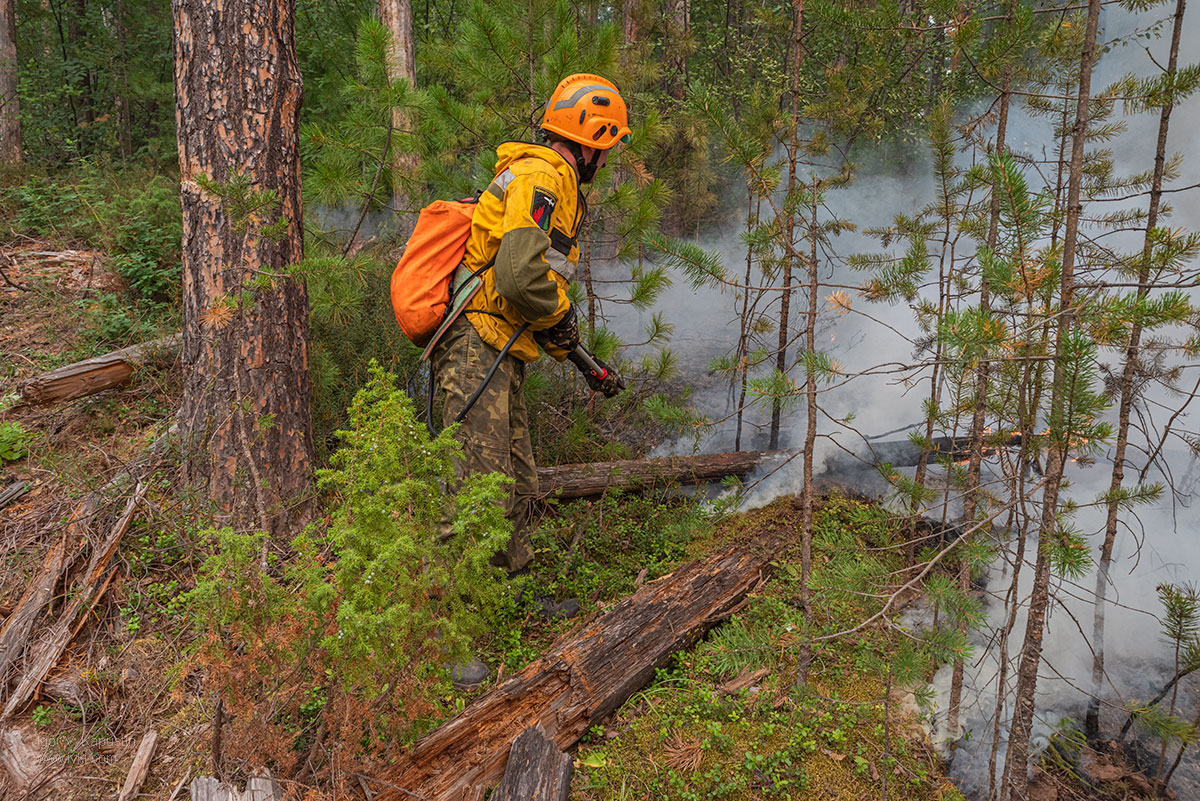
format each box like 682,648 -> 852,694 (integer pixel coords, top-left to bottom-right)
482,490 -> 725,675
570,494 -> 966,801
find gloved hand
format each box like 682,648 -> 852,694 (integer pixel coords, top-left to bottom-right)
568,350 -> 626,398
534,305 -> 581,352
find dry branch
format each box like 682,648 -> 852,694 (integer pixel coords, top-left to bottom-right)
2,481 -> 147,718
537,449 -> 783,499
117,728 -> 158,801
377,501 -> 795,801
17,333 -> 180,406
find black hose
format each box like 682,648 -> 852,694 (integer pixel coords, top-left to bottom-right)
426,322 -> 530,438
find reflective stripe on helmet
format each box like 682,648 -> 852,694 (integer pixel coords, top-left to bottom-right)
551,84 -> 614,111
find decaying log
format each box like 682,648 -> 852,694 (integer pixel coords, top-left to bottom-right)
377,501 -> 795,801
2,481 -> 147,718
537,449 -> 784,499
39,667 -> 93,706
829,433 -> 1025,472
117,728 -> 158,801
189,771 -> 283,801
492,724 -> 571,801
18,333 -> 180,406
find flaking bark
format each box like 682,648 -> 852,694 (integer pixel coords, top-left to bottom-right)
172,0 -> 314,536
0,0 -> 19,163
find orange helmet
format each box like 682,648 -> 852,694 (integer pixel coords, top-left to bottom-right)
540,74 -> 631,150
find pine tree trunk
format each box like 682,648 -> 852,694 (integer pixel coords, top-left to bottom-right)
1001,2 -> 1102,797
952,60 -> 1013,755
172,0 -> 314,537
666,0 -> 689,100
770,0 -> 803,451
114,0 -> 133,160
379,0 -> 419,219
0,0 -> 19,163
796,174 -> 818,688
734,192 -> 758,452
1085,0 -> 1186,743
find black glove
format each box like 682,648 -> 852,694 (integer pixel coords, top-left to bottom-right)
567,350 -> 626,398
534,305 -> 581,352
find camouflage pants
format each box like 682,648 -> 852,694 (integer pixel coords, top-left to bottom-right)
431,315 -> 536,573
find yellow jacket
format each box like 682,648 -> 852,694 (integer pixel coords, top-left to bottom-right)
462,142 -> 585,362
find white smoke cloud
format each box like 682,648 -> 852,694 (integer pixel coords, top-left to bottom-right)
596,2 -> 1200,796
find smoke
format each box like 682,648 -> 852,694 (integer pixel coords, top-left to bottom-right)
308,202 -> 404,252
597,2 -> 1200,796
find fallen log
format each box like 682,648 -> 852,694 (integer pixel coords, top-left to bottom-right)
18,333 -> 180,406
377,500 -> 795,801
0,493 -> 105,684
537,449 -> 785,499
2,481 -> 147,718
827,433 -> 1025,473
491,724 -> 571,801
0,538 -> 66,685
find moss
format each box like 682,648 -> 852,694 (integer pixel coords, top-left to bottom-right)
571,494 -> 960,801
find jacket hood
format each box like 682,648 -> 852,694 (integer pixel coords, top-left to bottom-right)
494,141 -> 579,191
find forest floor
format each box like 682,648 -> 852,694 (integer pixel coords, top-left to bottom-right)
0,250 -> 1173,801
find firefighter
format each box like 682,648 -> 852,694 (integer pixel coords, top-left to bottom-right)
430,73 -> 630,581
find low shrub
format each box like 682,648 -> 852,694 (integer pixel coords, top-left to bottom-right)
185,363 -> 510,772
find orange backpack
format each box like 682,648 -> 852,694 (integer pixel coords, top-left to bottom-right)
390,199 -> 478,347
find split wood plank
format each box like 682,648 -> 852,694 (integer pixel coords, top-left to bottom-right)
2,481 -> 147,718
377,500 -> 795,801
0,480 -> 29,510
491,724 -> 571,801
537,449 -> 784,499
18,333 -> 180,406
117,728 -> 158,801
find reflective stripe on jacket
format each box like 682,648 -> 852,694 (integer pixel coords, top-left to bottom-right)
462,141 -> 585,362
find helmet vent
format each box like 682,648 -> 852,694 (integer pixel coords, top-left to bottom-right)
579,110 -> 586,124
592,96 -> 611,106
592,128 -> 604,141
